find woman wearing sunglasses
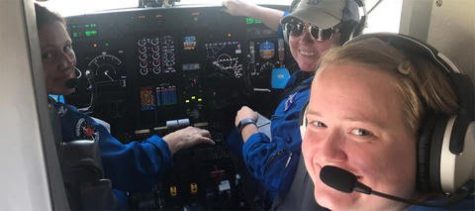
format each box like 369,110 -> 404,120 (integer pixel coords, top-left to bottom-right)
228,0 -> 363,207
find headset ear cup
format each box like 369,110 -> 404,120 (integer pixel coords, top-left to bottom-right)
416,114 -> 436,193
351,16 -> 366,38
417,116 -> 435,193
423,114 -> 475,195
339,21 -> 358,44
417,113 -> 448,193
428,114 -> 451,193
439,115 -> 475,193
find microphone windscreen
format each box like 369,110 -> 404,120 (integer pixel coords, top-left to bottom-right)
320,165 -> 357,193
65,78 -> 79,88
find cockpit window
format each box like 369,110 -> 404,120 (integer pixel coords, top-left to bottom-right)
179,0 -> 288,5
37,0 -> 288,17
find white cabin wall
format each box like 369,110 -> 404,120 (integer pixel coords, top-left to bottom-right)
0,0 -> 51,210
400,0 -> 475,82
427,0 -> 475,81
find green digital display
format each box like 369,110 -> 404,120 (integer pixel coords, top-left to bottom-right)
245,17 -> 263,25
84,30 -> 97,37
69,23 -> 98,38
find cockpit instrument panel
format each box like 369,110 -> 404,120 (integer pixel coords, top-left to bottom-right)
66,5 -> 291,209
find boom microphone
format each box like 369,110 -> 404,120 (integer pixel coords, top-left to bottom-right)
319,165 -> 470,207
65,67 -> 83,88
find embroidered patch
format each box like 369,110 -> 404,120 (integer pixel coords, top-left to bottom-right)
284,93 -> 297,111
75,118 -> 99,140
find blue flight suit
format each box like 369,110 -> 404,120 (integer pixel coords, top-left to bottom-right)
237,72 -> 313,202
51,101 -> 172,192
408,196 -> 474,210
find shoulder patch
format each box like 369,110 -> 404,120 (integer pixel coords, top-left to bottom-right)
75,118 -> 99,140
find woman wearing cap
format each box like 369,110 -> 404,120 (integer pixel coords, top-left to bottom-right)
225,0 -> 363,205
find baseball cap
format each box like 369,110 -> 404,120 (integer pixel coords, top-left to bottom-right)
282,0 -> 360,29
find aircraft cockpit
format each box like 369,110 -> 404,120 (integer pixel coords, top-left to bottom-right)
2,0 -> 474,210
59,3 -> 295,209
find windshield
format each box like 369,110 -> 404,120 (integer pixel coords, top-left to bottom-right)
37,0 -> 401,35
37,0 -> 289,17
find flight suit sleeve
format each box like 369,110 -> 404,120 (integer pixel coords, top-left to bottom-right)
97,127 -> 172,192
55,102 -> 172,192
241,86 -> 310,200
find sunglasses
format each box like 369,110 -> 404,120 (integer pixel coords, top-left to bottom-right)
284,19 -> 339,41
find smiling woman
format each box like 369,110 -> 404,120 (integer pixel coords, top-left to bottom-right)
301,34 -> 474,211
304,59 -> 419,211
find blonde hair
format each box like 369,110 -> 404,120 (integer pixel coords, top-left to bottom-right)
318,38 -> 459,132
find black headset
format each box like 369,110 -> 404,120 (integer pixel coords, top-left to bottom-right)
299,33 -> 475,197
282,0 -> 367,44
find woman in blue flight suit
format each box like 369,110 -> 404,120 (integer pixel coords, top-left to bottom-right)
225,0 -> 362,205
35,4 -> 214,207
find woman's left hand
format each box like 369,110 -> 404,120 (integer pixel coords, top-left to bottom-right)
234,106 -> 258,127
